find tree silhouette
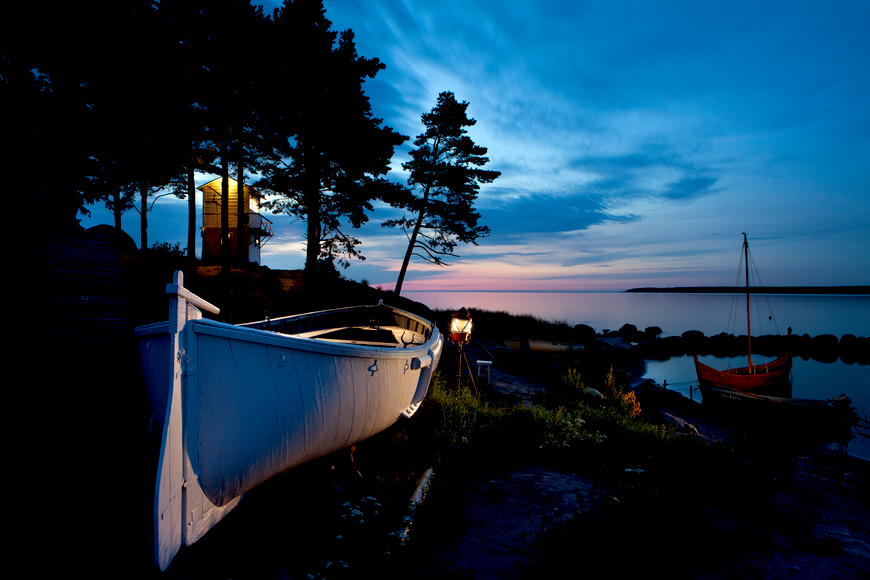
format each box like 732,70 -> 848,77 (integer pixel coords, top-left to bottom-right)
257,0 -> 407,276
5,1 -> 162,230
385,92 -> 500,295
9,0 -> 405,275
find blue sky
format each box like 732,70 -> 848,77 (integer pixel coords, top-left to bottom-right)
81,0 -> 870,291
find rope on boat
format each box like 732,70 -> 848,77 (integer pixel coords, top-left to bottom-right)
747,249 -> 784,336
663,380 -> 698,387
664,384 -> 700,399
646,379 -> 701,400
727,240 -> 784,338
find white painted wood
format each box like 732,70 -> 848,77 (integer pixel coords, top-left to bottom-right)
137,271 -> 443,571
405,342 -> 444,418
154,376 -> 182,571
150,272 -> 241,570
165,282 -> 219,315
153,271 -> 189,572
136,325 -> 170,424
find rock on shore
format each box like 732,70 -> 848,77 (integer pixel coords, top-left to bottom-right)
599,327 -> 870,364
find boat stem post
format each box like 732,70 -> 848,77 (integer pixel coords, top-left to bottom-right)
153,271 -> 189,571
154,271 -> 220,571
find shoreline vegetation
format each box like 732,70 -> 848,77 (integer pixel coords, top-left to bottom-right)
39,244 -> 869,578
627,285 -> 869,294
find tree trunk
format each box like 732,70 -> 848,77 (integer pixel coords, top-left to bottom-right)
139,182 -> 148,251
236,131 -> 246,265
304,185 -> 321,273
112,189 -> 122,230
220,131 -> 231,276
187,165 -> 196,264
394,187 -> 429,295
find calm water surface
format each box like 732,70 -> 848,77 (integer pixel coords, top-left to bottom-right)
408,291 -> 869,459
407,291 -> 869,338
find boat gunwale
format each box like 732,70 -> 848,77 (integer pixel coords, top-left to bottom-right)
135,303 -> 441,360
239,302 -> 433,331
194,318 -> 438,359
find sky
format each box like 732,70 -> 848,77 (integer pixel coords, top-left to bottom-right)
80,0 -> 870,291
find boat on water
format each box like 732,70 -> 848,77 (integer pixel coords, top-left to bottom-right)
700,386 -> 858,438
694,353 -> 793,394
694,233 -> 793,396
135,271 -> 443,571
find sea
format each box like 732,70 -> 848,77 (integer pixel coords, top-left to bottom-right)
407,291 -> 870,460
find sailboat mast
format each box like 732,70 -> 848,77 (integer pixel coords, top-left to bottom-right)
744,233 -> 753,371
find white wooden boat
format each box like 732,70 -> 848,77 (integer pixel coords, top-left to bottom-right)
135,272 -> 443,571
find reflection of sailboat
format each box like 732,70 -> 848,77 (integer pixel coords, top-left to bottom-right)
694,233 -> 793,395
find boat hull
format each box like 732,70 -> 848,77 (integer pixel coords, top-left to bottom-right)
699,385 -> 857,439
694,353 -> 793,396
135,272 -> 443,570
504,338 -> 585,353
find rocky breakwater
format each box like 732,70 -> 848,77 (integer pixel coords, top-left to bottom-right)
591,323 -> 869,365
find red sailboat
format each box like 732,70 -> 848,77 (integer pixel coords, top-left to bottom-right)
694,233 -> 793,395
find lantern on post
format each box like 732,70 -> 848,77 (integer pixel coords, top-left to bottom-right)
449,308 -> 473,344
449,308 -> 472,389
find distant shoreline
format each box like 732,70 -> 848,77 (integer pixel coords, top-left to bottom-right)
404,287 -> 869,295
626,286 -> 869,295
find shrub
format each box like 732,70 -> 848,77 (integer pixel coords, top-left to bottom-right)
149,241 -> 187,258
539,408 -> 607,450
425,372 -> 502,452
602,365 -> 641,418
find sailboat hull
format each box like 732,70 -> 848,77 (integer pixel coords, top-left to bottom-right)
694,353 -> 793,396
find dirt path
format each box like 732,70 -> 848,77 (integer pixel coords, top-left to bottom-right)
403,464 -> 593,579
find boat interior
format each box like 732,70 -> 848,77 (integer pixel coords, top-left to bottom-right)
291,325 -> 428,347
240,304 -> 434,348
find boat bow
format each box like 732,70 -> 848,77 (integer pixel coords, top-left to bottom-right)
136,272 -> 442,571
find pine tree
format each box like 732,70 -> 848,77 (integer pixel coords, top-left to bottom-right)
385,92 -> 500,294
257,1 -> 407,276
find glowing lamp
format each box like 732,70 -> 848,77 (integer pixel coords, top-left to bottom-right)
449,308 -> 473,343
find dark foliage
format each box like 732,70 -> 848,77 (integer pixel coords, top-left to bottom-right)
256,1 -> 407,272
6,0 -> 404,274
